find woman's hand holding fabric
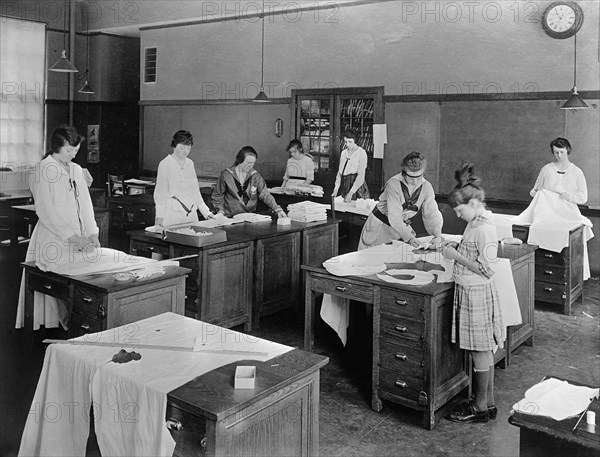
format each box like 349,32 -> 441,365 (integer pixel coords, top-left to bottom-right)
343,192 -> 353,203
441,244 -> 459,261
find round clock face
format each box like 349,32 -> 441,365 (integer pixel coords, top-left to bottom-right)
542,2 -> 584,39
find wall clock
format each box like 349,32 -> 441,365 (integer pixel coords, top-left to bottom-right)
542,2 -> 584,39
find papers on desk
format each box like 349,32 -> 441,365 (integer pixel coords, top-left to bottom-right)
512,378 -> 599,421
233,212 -> 273,223
44,247 -> 178,277
124,178 -> 155,185
288,200 -> 328,223
333,196 -> 378,216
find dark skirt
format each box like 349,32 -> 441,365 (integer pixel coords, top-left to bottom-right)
338,173 -> 370,200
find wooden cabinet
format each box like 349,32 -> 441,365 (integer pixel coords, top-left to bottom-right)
107,195 -> 155,251
291,87 -> 384,197
513,224 -> 584,315
303,267 -> 467,429
0,195 -> 32,246
21,262 -> 188,338
253,232 -> 301,326
502,244 -> 536,365
374,286 -> 467,429
166,349 -> 327,457
130,234 -> 254,331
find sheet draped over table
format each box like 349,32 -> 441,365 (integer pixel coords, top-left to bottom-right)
319,236 -> 521,346
18,312 -> 292,457
492,189 -> 593,280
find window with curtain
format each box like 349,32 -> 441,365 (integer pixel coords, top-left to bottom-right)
0,17 -> 46,168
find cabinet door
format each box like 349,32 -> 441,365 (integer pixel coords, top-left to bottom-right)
255,232 -> 300,320
200,242 -> 253,330
292,87 -> 384,197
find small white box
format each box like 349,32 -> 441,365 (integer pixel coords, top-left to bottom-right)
234,365 -> 256,389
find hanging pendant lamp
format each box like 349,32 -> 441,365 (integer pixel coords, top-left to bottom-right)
560,33 -> 588,110
78,2 -> 95,94
253,0 -> 269,103
49,0 -> 78,73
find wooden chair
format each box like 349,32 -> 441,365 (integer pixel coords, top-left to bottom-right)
107,174 -> 126,197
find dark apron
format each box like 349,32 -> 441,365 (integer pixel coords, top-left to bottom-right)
338,159 -> 370,200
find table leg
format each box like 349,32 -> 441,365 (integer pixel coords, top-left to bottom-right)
304,276 -> 315,352
24,269 -> 33,329
371,288 -> 382,412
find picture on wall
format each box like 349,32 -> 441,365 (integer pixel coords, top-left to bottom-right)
87,125 -> 100,163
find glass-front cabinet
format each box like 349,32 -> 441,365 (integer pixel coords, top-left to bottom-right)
291,87 -> 384,197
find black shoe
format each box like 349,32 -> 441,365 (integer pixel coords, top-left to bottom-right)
449,402 -> 489,423
488,404 -> 498,420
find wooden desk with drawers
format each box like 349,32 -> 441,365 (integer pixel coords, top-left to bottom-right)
129,218 -> 339,331
21,262 -> 189,338
512,223 -> 585,315
302,243 -> 536,429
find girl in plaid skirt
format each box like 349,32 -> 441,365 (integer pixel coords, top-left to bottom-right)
442,165 -> 505,423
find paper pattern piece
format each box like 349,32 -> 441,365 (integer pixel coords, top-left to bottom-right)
377,269 -> 435,285
373,124 -> 387,159
512,378 -> 599,421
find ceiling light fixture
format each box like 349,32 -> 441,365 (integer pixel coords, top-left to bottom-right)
78,2 -> 94,94
252,0 -> 270,103
49,0 -> 78,73
560,33 -> 588,110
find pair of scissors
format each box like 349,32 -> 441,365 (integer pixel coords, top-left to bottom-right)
172,196 -> 194,216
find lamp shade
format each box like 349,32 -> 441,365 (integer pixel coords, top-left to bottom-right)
78,81 -> 94,94
49,49 -> 78,73
560,88 -> 589,110
252,89 -> 270,103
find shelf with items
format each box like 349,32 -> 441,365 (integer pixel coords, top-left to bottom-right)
292,88 -> 384,198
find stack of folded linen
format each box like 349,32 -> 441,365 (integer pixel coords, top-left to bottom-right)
287,201 -> 328,222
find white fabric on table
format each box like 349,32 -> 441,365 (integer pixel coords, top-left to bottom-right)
319,236 -> 521,345
18,312 -> 292,457
501,190 -> 593,280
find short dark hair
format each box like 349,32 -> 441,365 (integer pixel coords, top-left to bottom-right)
447,165 -> 486,208
45,125 -> 84,158
550,137 -> 572,155
341,128 -> 359,142
401,151 -> 427,174
171,130 -> 193,148
286,139 -> 303,154
234,146 -> 258,166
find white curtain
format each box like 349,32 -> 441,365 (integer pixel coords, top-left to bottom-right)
0,17 -> 45,168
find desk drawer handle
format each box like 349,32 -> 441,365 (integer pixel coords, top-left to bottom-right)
395,353 -> 407,361
117,205 -> 123,209
543,254 -> 553,259
395,299 -> 408,306
166,419 -> 182,431
140,208 -> 146,212
543,270 -> 553,275
44,284 -> 52,290
80,324 -> 90,331
544,287 -> 553,292
394,325 -> 407,333
97,305 -> 106,319
335,286 -> 347,292
395,381 -> 407,388
82,296 -> 92,303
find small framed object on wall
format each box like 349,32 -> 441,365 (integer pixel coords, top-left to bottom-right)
87,125 -> 100,163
